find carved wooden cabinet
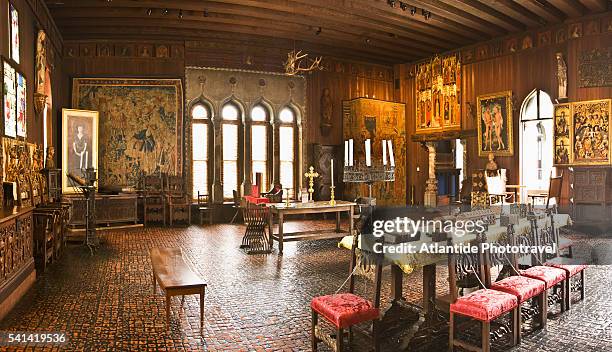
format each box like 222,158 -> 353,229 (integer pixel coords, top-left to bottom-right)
65,194 -> 139,227
570,167 -> 612,226
0,207 -> 35,320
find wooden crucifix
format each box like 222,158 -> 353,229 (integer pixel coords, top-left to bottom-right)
304,166 -> 319,202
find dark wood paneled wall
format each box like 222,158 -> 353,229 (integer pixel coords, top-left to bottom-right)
400,13 -> 612,205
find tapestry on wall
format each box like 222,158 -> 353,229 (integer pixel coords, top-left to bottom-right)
415,54 -> 461,134
72,78 -> 183,187
553,99 -> 611,166
342,98 -> 406,206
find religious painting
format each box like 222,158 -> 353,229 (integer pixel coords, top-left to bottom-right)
415,54 -> 461,134
572,99 -> 610,165
342,98 -> 406,206
16,72 -> 26,137
477,91 -> 513,157
72,78 -> 183,187
553,104 -> 572,165
9,3 -> 19,64
61,109 -> 99,193
3,61 -> 17,138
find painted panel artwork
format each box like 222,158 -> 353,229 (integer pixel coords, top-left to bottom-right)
553,103 -> 572,165
477,91 -> 513,157
3,61 -> 17,138
572,99 -> 610,165
9,3 -> 19,64
16,73 -> 26,137
342,98 -> 406,205
73,78 -> 183,187
61,109 -> 99,193
415,54 -> 461,133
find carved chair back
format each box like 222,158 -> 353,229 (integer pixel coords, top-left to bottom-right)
533,210 -> 559,262
447,236 -> 485,302
547,171 -> 563,209
165,175 -> 185,195
197,192 -> 211,207
507,218 -> 539,269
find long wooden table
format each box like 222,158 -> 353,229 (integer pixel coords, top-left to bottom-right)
150,247 -> 207,329
267,200 -> 355,254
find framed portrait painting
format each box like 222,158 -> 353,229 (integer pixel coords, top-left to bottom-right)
62,109 -> 99,193
572,99 -> 610,165
477,91 -> 514,157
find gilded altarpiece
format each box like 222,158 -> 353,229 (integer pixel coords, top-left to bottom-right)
342,98 -> 406,205
553,99 -> 611,166
415,55 -> 461,133
72,78 -> 183,187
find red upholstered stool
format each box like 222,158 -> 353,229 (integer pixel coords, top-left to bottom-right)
450,289 -> 519,352
521,265 -> 568,313
491,275 -> 547,336
311,293 -> 380,352
547,263 -> 587,309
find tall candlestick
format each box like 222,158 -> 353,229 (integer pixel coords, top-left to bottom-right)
382,140 -> 387,166
331,159 -> 334,187
365,139 -> 371,167
388,140 -> 395,167
344,140 -> 349,166
349,139 -> 354,166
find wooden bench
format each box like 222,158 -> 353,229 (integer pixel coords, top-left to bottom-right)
150,247 -> 206,329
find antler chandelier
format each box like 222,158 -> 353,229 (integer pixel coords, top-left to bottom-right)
284,50 -> 323,75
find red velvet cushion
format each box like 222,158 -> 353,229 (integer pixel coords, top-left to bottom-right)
520,266 -> 566,289
547,263 -> 587,277
450,289 -> 517,322
311,293 -> 380,328
491,276 -> 546,303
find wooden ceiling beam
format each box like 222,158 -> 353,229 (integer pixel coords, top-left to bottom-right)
480,0 -> 548,27
547,0 -> 587,17
513,0 -> 567,23
58,25 -> 410,64
578,0 -> 609,12
437,0 -> 525,32
56,17 -> 420,60
49,7 -> 446,55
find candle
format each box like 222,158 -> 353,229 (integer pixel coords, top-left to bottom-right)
331,159 -> 334,187
388,140 -> 395,167
349,139 -> 354,166
365,139 -> 371,167
344,140 -> 349,166
382,140 -> 387,166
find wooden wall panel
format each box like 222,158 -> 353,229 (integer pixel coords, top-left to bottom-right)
400,14 -> 612,205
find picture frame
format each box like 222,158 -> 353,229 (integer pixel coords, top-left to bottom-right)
16,72 -> 26,137
477,90 -> 514,157
553,103 -> 572,165
572,99 -> 611,165
3,60 -> 17,138
9,2 -> 20,64
61,108 -> 99,193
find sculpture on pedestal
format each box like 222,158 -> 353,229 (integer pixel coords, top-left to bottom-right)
556,52 -> 568,101
424,142 -> 437,208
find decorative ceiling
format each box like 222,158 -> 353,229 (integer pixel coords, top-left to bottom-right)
45,0 -> 610,64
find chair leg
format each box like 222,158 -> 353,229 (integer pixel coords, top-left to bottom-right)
538,291 -> 547,330
580,270 -> 585,301
482,321 -> 491,352
348,327 -> 353,347
565,277 -> 571,310
230,210 -> 239,224
311,310 -> 318,352
336,327 -> 343,352
513,306 -> 520,346
448,312 -> 454,352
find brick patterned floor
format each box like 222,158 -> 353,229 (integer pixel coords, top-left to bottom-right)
0,220 -> 610,351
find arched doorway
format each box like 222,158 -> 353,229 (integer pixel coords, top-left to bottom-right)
519,89 -> 555,202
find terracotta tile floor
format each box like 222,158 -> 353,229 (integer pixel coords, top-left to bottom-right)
0,220 -> 610,351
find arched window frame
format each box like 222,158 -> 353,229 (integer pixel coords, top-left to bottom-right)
249,101 -> 273,190
189,97 -> 214,200
276,104 -> 300,197
220,99 -> 245,200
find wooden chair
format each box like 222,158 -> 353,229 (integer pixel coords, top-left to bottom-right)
538,211 -> 586,310
230,190 -> 242,224
240,203 -> 271,254
165,175 -> 191,227
511,217 -> 568,316
261,183 -> 283,203
196,192 -> 213,225
448,236 -> 519,352
33,211 -> 56,271
482,232 -> 547,342
311,230 -> 382,352
144,174 -> 165,226
528,171 -> 563,210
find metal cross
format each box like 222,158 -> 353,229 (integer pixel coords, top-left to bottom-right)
304,166 -> 319,202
